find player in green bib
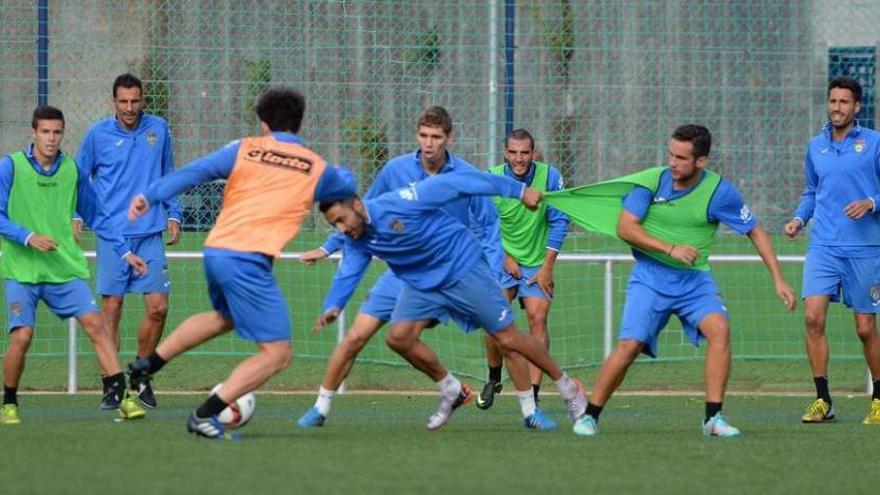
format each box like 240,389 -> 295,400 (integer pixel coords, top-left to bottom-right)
0,106 -> 147,425
477,129 -> 569,420
547,125 -> 797,437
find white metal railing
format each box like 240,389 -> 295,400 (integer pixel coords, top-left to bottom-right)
55,251 -> 871,395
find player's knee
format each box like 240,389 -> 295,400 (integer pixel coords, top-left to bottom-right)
344,333 -> 369,354
146,301 -> 169,322
804,312 -> 826,335
617,340 -> 643,360
385,331 -> 413,353
102,297 -> 123,315
855,323 -> 878,342
8,327 -> 34,351
527,314 -> 548,334
707,327 -> 731,350
267,345 -> 293,371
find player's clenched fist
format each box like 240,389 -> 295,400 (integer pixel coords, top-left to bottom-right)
521,187 -> 542,210
128,194 -> 150,221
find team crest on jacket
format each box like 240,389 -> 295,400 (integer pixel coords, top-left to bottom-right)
855,139 -> 866,153
390,218 -> 405,232
146,131 -> 157,146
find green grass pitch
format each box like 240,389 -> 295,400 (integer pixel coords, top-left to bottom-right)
2,393 -> 877,494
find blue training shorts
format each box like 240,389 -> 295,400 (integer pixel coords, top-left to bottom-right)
498,264 -> 550,301
97,232 -> 169,296
5,279 -> 100,331
359,270 -> 403,321
802,247 -> 880,313
618,276 -> 728,358
204,251 -> 291,342
390,258 -> 515,334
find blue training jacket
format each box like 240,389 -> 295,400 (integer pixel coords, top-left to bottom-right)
794,122 -> 880,252
76,112 -> 182,237
322,169 -> 524,311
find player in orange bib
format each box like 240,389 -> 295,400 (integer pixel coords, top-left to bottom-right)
126,88 -> 356,439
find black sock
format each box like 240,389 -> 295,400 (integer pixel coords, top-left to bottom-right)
102,372 -> 126,396
144,352 -> 167,374
532,384 -> 540,402
873,379 -> 880,401
195,394 -> 228,419
585,402 -> 603,421
705,402 -> 723,422
814,376 -> 832,405
488,365 -> 502,383
3,386 -> 17,405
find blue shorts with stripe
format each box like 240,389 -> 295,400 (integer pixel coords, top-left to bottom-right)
97,233 -> 169,296
5,279 -> 100,331
498,264 -> 550,301
390,258 -> 515,334
358,270 -> 403,321
802,246 -> 880,313
618,275 -> 728,358
204,250 -> 291,342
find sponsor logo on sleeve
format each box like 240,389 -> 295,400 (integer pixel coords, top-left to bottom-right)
739,204 -> 753,223
398,184 -> 417,201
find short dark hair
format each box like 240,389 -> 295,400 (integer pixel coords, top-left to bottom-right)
671,124 -> 712,159
113,73 -> 143,98
828,76 -> 862,103
417,106 -> 453,135
506,128 -> 535,150
255,88 -> 306,133
31,105 -> 65,129
318,196 -> 359,214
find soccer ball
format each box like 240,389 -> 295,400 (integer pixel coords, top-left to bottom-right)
210,383 -> 256,429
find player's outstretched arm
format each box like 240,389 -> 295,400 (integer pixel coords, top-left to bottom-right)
300,247 -> 330,265
748,224 -> 796,311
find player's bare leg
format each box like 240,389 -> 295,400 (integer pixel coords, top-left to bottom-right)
138,293 -> 168,357
298,314 -> 385,427
523,296 -> 551,396
489,324 -> 585,420
572,339 -> 641,436
78,312 -> 143,418
101,295 -> 125,350
477,287 -> 514,409
802,296 -> 835,422
2,326 -> 33,423
699,313 -> 739,436
218,340 -> 292,402
505,349 -> 558,429
323,314 -> 385,389
132,292 -> 168,407
128,312 -> 233,394
386,320 -> 472,429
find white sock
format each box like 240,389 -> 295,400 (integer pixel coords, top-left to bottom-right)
437,373 -> 461,399
517,389 -> 537,418
314,386 -> 335,416
555,373 -> 577,400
